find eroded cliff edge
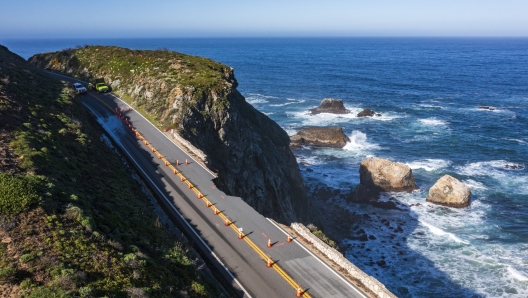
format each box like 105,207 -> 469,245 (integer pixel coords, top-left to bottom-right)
29,46 -> 307,223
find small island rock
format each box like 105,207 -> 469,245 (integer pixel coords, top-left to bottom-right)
349,157 -> 418,202
290,126 -> 350,148
426,175 -> 471,208
309,98 -> 349,115
357,108 -> 376,117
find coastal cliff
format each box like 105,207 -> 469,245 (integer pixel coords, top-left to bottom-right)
29,46 -> 307,223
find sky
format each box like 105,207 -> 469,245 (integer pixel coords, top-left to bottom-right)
1,0 -> 527,38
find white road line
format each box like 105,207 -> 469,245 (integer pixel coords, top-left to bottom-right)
266,218 -> 367,298
48,71 -> 216,178
83,102 -> 251,298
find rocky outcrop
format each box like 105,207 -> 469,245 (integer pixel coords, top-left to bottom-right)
309,98 -> 349,115
349,157 -> 418,202
29,46 -> 308,223
426,175 -> 471,208
357,108 -> 381,117
290,126 -> 350,148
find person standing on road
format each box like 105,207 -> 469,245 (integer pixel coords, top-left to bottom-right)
88,82 -> 93,90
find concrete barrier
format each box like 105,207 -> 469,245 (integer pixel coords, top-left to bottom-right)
170,129 -> 207,162
291,223 -> 397,298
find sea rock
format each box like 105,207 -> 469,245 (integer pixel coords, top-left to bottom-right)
349,157 -> 418,202
478,106 -> 495,111
357,108 -> 376,117
426,175 -> 471,208
309,98 -> 349,115
290,126 -> 350,148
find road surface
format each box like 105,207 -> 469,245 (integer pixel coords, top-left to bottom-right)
57,73 -> 368,298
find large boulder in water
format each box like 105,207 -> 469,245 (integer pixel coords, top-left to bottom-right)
290,126 -> 350,148
357,108 -> 376,117
309,98 -> 349,115
426,175 -> 471,208
349,158 -> 418,202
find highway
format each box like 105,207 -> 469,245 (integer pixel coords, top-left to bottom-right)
55,73 -> 367,298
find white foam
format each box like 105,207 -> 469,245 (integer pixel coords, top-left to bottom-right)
463,179 -> 488,190
406,159 -> 451,171
245,93 -> 277,104
269,99 -> 305,107
417,104 -> 443,109
508,266 -> 528,281
419,220 -> 470,244
419,118 -> 448,126
343,131 -> 381,152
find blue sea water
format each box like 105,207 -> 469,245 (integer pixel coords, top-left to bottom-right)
3,37 -> 528,297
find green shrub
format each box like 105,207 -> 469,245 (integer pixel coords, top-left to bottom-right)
0,267 -> 16,283
20,254 -> 36,263
0,173 -> 42,215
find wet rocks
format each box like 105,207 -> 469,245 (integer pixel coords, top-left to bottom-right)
357,108 -> 379,117
309,98 -> 350,115
290,126 -> 350,148
426,175 -> 471,208
349,158 -> 418,202
478,106 -> 495,111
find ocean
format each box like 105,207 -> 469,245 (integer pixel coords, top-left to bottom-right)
3,37 -> 527,297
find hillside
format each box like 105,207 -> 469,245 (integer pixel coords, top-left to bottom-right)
29,46 -> 308,223
0,45 -> 220,297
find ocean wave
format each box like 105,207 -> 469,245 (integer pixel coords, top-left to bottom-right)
416,104 -> 444,109
343,131 -> 381,152
245,93 -> 278,104
463,179 -> 488,191
507,266 -> 528,281
406,159 -> 451,171
269,99 -> 305,107
418,118 -> 448,126
419,220 -> 470,244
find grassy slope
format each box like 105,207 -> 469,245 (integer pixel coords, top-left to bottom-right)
0,45 -> 219,297
30,46 -> 235,130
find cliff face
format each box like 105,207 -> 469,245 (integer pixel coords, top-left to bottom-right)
29,46 -> 307,223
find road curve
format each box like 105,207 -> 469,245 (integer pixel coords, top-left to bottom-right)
54,73 -> 368,298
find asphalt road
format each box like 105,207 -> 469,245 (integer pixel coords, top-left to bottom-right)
57,74 -> 367,298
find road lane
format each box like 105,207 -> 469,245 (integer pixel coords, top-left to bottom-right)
56,73 -> 368,298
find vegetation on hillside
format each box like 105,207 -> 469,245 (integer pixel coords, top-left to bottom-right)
0,45 -> 220,297
29,46 -> 236,130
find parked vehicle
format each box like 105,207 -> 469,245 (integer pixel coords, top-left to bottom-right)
71,82 -> 87,94
91,78 -> 109,93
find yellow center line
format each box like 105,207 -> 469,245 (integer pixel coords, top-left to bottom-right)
88,91 -> 310,297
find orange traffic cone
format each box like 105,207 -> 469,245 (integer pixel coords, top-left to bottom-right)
287,235 -> 292,242
225,218 -> 230,226
164,160 -> 168,166
187,184 -> 192,189
238,231 -> 243,239
144,140 -> 148,145
173,169 -> 177,174
180,176 -> 185,182
158,154 -> 161,159
185,159 -> 189,165
176,160 -> 180,165
206,201 -> 211,207
266,258 -> 272,268
214,208 -> 219,215
296,287 -> 302,297
267,238 -> 272,248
